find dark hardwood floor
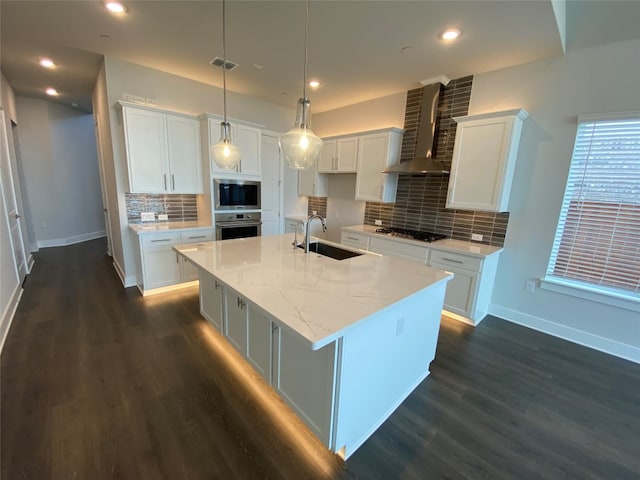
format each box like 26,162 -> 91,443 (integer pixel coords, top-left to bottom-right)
2,238 -> 639,479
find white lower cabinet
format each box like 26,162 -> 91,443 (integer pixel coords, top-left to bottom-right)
199,272 -> 223,331
247,304 -> 273,383
199,271 -> 337,446
340,228 -> 500,325
273,325 -> 336,445
134,228 -> 214,295
224,288 -> 249,356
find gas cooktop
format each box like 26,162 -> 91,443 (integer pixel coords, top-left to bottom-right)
375,227 -> 447,243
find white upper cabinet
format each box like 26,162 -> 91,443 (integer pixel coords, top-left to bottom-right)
202,114 -> 262,178
298,161 -> 329,197
120,103 -> 203,194
318,136 -> 358,173
446,109 -> 528,212
354,128 -> 403,203
166,115 -> 202,193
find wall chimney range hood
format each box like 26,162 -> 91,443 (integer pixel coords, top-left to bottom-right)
382,83 -> 449,175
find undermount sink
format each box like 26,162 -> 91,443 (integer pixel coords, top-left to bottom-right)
299,242 -> 363,260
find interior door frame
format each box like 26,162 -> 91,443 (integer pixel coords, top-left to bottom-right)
0,108 -> 28,281
261,130 -> 284,234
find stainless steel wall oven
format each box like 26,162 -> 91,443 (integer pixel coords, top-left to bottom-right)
215,212 -> 262,240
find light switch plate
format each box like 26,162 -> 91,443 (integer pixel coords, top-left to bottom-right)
158,214 -> 168,221
374,219 -> 383,226
471,233 -> 483,242
140,212 -> 155,222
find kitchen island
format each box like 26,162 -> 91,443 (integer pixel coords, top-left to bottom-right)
175,234 -> 451,459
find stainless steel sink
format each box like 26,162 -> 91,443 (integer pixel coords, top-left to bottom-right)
299,242 -> 363,260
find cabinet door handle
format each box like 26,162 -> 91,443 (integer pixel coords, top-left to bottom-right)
164,174 -> 167,190
171,174 -> 175,191
187,235 -> 207,240
237,297 -> 246,309
214,281 -> 220,290
151,238 -> 172,243
312,183 -> 316,195
176,252 -> 179,263
346,236 -> 359,241
442,257 -> 464,264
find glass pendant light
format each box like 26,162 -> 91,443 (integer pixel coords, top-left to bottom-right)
280,1 -> 323,170
211,0 -> 241,169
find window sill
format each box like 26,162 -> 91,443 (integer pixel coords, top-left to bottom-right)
540,277 -> 639,313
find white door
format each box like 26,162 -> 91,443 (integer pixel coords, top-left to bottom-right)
0,109 -> 27,282
94,118 -> 113,256
260,135 -> 282,235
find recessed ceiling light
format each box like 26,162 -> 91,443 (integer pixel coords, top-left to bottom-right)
440,28 -> 462,41
105,1 -> 126,14
309,80 -> 320,89
39,58 -> 56,69
46,87 -> 59,96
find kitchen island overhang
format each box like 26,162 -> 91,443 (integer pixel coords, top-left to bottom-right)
175,235 -> 452,459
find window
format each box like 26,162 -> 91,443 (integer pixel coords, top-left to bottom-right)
546,112 -> 640,301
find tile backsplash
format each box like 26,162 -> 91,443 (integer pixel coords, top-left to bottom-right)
364,76 -> 509,247
126,193 -> 198,223
307,196 -> 328,217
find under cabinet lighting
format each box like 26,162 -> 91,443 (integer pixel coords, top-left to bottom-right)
45,87 -> 59,96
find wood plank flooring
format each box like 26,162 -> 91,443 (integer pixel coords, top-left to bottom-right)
2,238 -> 639,479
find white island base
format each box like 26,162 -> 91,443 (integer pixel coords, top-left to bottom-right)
178,235 -> 450,459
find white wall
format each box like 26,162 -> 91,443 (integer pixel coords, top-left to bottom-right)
469,39 -> 640,361
312,91 -> 406,138
15,96 -> 105,247
100,57 -> 296,285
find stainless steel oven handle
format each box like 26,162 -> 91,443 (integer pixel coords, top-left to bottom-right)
216,221 -> 263,228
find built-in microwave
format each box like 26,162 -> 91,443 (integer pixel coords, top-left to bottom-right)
213,179 -> 261,211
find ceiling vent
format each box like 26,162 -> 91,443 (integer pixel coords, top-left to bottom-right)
210,57 -> 239,71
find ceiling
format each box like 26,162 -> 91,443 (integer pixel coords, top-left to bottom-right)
1,1 -> 639,114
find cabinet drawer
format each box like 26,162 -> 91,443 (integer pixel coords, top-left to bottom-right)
430,249 -> 482,272
341,232 -> 370,249
181,230 -> 214,243
370,237 -> 428,261
141,232 -> 181,247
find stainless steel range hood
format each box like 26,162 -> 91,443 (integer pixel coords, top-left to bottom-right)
382,83 -> 449,175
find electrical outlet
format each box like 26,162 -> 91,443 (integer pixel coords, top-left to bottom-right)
374,219 -> 383,226
524,279 -> 536,293
158,214 -> 168,221
312,210 -> 317,215
471,233 -> 483,242
140,212 -> 155,222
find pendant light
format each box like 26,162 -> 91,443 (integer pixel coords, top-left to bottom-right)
211,0 -> 241,169
279,0 -> 323,170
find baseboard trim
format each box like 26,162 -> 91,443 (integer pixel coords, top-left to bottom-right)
37,230 -> 106,249
26,254 -> 35,273
489,304 -> 640,364
0,284 -> 23,354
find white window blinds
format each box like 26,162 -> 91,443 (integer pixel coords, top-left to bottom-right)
547,113 -> 640,296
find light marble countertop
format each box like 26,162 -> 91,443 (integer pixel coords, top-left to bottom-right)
341,224 -> 503,258
175,234 -> 452,349
129,220 -> 213,235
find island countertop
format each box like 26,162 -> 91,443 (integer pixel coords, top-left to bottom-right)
175,235 -> 451,350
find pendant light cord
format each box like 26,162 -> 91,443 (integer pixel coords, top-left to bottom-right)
302,0 -> 309,100
222,0 -> 228,123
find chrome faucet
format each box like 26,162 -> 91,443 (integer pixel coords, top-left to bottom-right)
304,214 -> 327,253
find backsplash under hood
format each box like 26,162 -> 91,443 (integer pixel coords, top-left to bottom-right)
382,83 -> 449,175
